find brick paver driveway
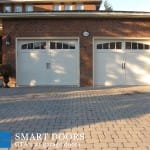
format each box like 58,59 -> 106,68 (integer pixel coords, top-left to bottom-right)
0,86 -> 150,150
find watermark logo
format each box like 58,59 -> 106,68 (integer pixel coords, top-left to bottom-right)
0,131 -> 11,148
14,132 -> 84,149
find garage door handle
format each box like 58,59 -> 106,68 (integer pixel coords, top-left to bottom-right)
122,63 -> 123,69
122,62 -> 126,69
46,63 -> 51,69
124,63 -> 126,69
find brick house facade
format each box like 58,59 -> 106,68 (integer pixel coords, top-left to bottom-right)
0,0 -> 150,87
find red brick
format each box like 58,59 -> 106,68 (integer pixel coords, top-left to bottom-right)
2,18 -> 150,86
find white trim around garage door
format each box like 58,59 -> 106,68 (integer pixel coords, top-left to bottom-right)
16,37 -> 80,87
93,37 -> 150,87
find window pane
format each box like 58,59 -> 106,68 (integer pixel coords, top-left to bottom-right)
65,5 -> 72,11
70,45 -> 75,49
76,4 -> 84,10
15,5 -> 22,12
22,44 -> 27,49
132,42 -> 138,49
97,44 -> 102,49
28,43 -> 33,49
144,44 -> 149,50
56,42 -> 62,49
126,42 -> 131,49
41,42 -> 46,49
22,42 -> 45,50
50,42 -> 56,49
138,43 -> 143,49
63,43 -> 69,49
25,5 -> 33,12
110,42 -> 115,49
68,42 -> 75,49
4,6 -> 11,13
54,5 -> 61,11
34,42 -> 41,49
103,43 -> 109,49
116,42 -> 122,49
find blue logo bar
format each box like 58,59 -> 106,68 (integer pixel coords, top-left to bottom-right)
0,131 -> 11,148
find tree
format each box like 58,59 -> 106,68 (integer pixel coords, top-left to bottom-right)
104,0 -> 113,11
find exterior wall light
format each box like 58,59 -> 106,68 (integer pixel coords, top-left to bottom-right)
82,31 -> 90,37
5,35 -> 11,46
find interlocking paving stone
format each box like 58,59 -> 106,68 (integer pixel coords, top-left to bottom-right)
0,86 -> 149,150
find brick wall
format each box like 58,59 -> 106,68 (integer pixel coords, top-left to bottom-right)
2,18 -> 150,86
34,4 -> 53,12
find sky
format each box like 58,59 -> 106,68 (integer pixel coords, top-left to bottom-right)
100,0 -> 150,12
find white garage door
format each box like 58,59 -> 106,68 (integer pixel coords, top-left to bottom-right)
94,39 -> 150,86
16,39 -> 79,86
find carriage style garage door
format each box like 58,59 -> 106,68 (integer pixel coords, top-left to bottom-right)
94,39 -> 150,86
16,39 -> 79,86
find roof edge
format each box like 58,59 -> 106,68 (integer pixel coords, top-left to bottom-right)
0,11 -> 150,19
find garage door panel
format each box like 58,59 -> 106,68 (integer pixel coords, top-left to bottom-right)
94,40 -> 125,86
94,39 -> 150,86
126,51 -> 150,85
18,51 -> 51,86
106,53 -> 125,86
94,53 -> 107,85
51,50 -> 78,85
95,51 -> 125,86
17,39 -> 79,86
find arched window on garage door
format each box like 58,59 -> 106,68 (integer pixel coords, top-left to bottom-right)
21,41 -> 46,50
96,41 -> 122,50
49,41 -> 76,50
125,42 -> 150,50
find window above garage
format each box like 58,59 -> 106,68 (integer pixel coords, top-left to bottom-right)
14,5 -> 22,12
76,4 -> 84,11
65,5 -> 73,11
25,5 -> 33,12
4,5 -> 11,13
53,5 -> 61,11
1,0 -> 101,13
